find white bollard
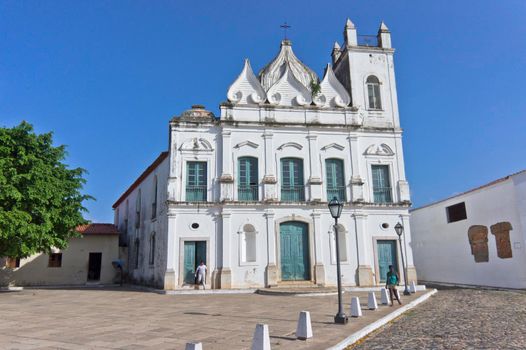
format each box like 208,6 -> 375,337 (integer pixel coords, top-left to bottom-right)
350,296 -> 362,317
368,291 -> 378,310
296,311 -> 313,340
185,342 -> 203,350
380,288 -> 389,305
396,289 -> 401,300
251,323 -> 271,350
410,281 -> 417,293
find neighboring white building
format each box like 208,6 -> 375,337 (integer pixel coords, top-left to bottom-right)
411,170 -> 526,289
1,224 -> 120,286
113,19 -> 417,290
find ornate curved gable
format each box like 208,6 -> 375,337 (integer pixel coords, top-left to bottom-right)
266,64 -> 312,107
258,40 -> 318,92
313,64 -> 351,108
364,143 -> 394,156
227,59 -> 266,105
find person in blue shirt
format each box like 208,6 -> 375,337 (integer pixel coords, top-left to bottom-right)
386,265 -> 402,306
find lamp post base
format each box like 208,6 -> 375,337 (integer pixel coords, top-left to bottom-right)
334,313 -> 348,324
403,287 -> 411,296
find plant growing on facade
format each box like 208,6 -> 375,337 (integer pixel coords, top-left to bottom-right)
310,79 -> 321,98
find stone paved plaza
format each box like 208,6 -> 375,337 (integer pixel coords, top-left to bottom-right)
0,287 -> 426,350
351,288 -> 526,350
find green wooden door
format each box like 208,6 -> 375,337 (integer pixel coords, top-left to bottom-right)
184,241 -> 207,284
280,222 -> 310,281
184,241 -> 196,284
377,240 -> 398,283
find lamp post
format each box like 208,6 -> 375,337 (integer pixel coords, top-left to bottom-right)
394,222 -> 410,296
328,197 -> 348,324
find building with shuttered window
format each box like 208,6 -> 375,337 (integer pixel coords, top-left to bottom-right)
112,19 -> 417,289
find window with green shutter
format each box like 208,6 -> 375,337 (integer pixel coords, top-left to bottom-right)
238,157 -> 258,201
281,158 -> 305,202
326,158 -> 346,201
371,164 -> 392,203
186,161 -> 207,202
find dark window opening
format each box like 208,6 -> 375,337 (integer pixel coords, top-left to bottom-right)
48,253 -> 62,268
446,202 -> 467,223
6,257 -> 20,268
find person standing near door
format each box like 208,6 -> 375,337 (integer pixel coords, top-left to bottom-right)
195,261 -> 207,290
386,265 -> 402,306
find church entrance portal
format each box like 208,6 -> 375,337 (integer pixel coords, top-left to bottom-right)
377,240 -> 398,283
280,221 -> 310,281
183,241 -> 206,285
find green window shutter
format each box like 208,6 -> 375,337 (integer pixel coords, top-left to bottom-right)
281,158 -> 304,201
187,161 -> 207,201
238,157 -> 258,201
326,159 -> 345,201
372,165 -> 392,203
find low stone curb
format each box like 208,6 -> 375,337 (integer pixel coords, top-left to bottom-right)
165,288 -> 257,295
326,289 -> 438,350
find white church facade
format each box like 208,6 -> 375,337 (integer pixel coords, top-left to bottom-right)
112,19 -> 417,290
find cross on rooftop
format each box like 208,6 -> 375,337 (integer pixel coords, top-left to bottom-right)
280,22 -> 291,40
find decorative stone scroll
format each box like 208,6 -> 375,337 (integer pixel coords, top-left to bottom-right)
490,222 -> 513,259
467,225 -> 489,263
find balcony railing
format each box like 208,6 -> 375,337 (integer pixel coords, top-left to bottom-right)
358,35 -> 378,47
281,186 -> 305,202
327,186 -> 346,202
373,187 -> 393,203
186,185 -> 207,202
238,185 -> 258,201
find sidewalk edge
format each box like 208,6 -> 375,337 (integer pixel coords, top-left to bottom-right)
326,289 -> 438,350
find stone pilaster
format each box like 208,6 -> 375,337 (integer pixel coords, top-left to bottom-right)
264,210 -> 278,286
220,130 -> 234,201
348,135 -> 364,203
307,134 -> 322,202
219,211 -> 232,288
352,213 -> 374,286
311,211 -> 325,286
262,131 -> 277,201
164,208 -> 177,290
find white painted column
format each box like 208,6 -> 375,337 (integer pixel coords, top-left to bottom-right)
311,211 -> 325,286
353,212 -> 373,286
265,210 -> 277,286
168,127 -> 180,201
348,135 -> 364,202
220,211 -> 232,288
262,131 -> 277,201
394,133 -> 410,203
219,130 -> 234,201
400,213 -> 417,282
164,208 -> 177,290
307,134 -> 322,201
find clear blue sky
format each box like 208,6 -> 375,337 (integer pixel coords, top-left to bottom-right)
1,1 -> 525,223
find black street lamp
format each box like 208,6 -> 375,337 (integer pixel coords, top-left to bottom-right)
328,197 -> 348,324
394,222 -> 410,296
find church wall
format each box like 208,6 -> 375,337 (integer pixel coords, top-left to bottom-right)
411,176 -> 526,289
113,157 -> 170,289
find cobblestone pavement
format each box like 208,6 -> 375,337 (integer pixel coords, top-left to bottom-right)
350,288 -> 526,350
0,287 -> 428,350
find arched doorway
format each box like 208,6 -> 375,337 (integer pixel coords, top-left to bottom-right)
280,221 -> 310,281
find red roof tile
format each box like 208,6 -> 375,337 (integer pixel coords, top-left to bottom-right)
76,223 -> 120,235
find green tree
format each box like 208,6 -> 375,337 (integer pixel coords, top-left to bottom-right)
0,121 -> 92,258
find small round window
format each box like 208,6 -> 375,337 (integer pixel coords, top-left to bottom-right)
381,223 -> 389,229
191,223 -> 199,229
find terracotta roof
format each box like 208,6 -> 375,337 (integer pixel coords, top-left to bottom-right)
76,223 -> 120,235
112,151 -> 169,209
411,169 -> 526,212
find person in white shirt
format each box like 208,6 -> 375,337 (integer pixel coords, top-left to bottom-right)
194,261 -> 207,290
